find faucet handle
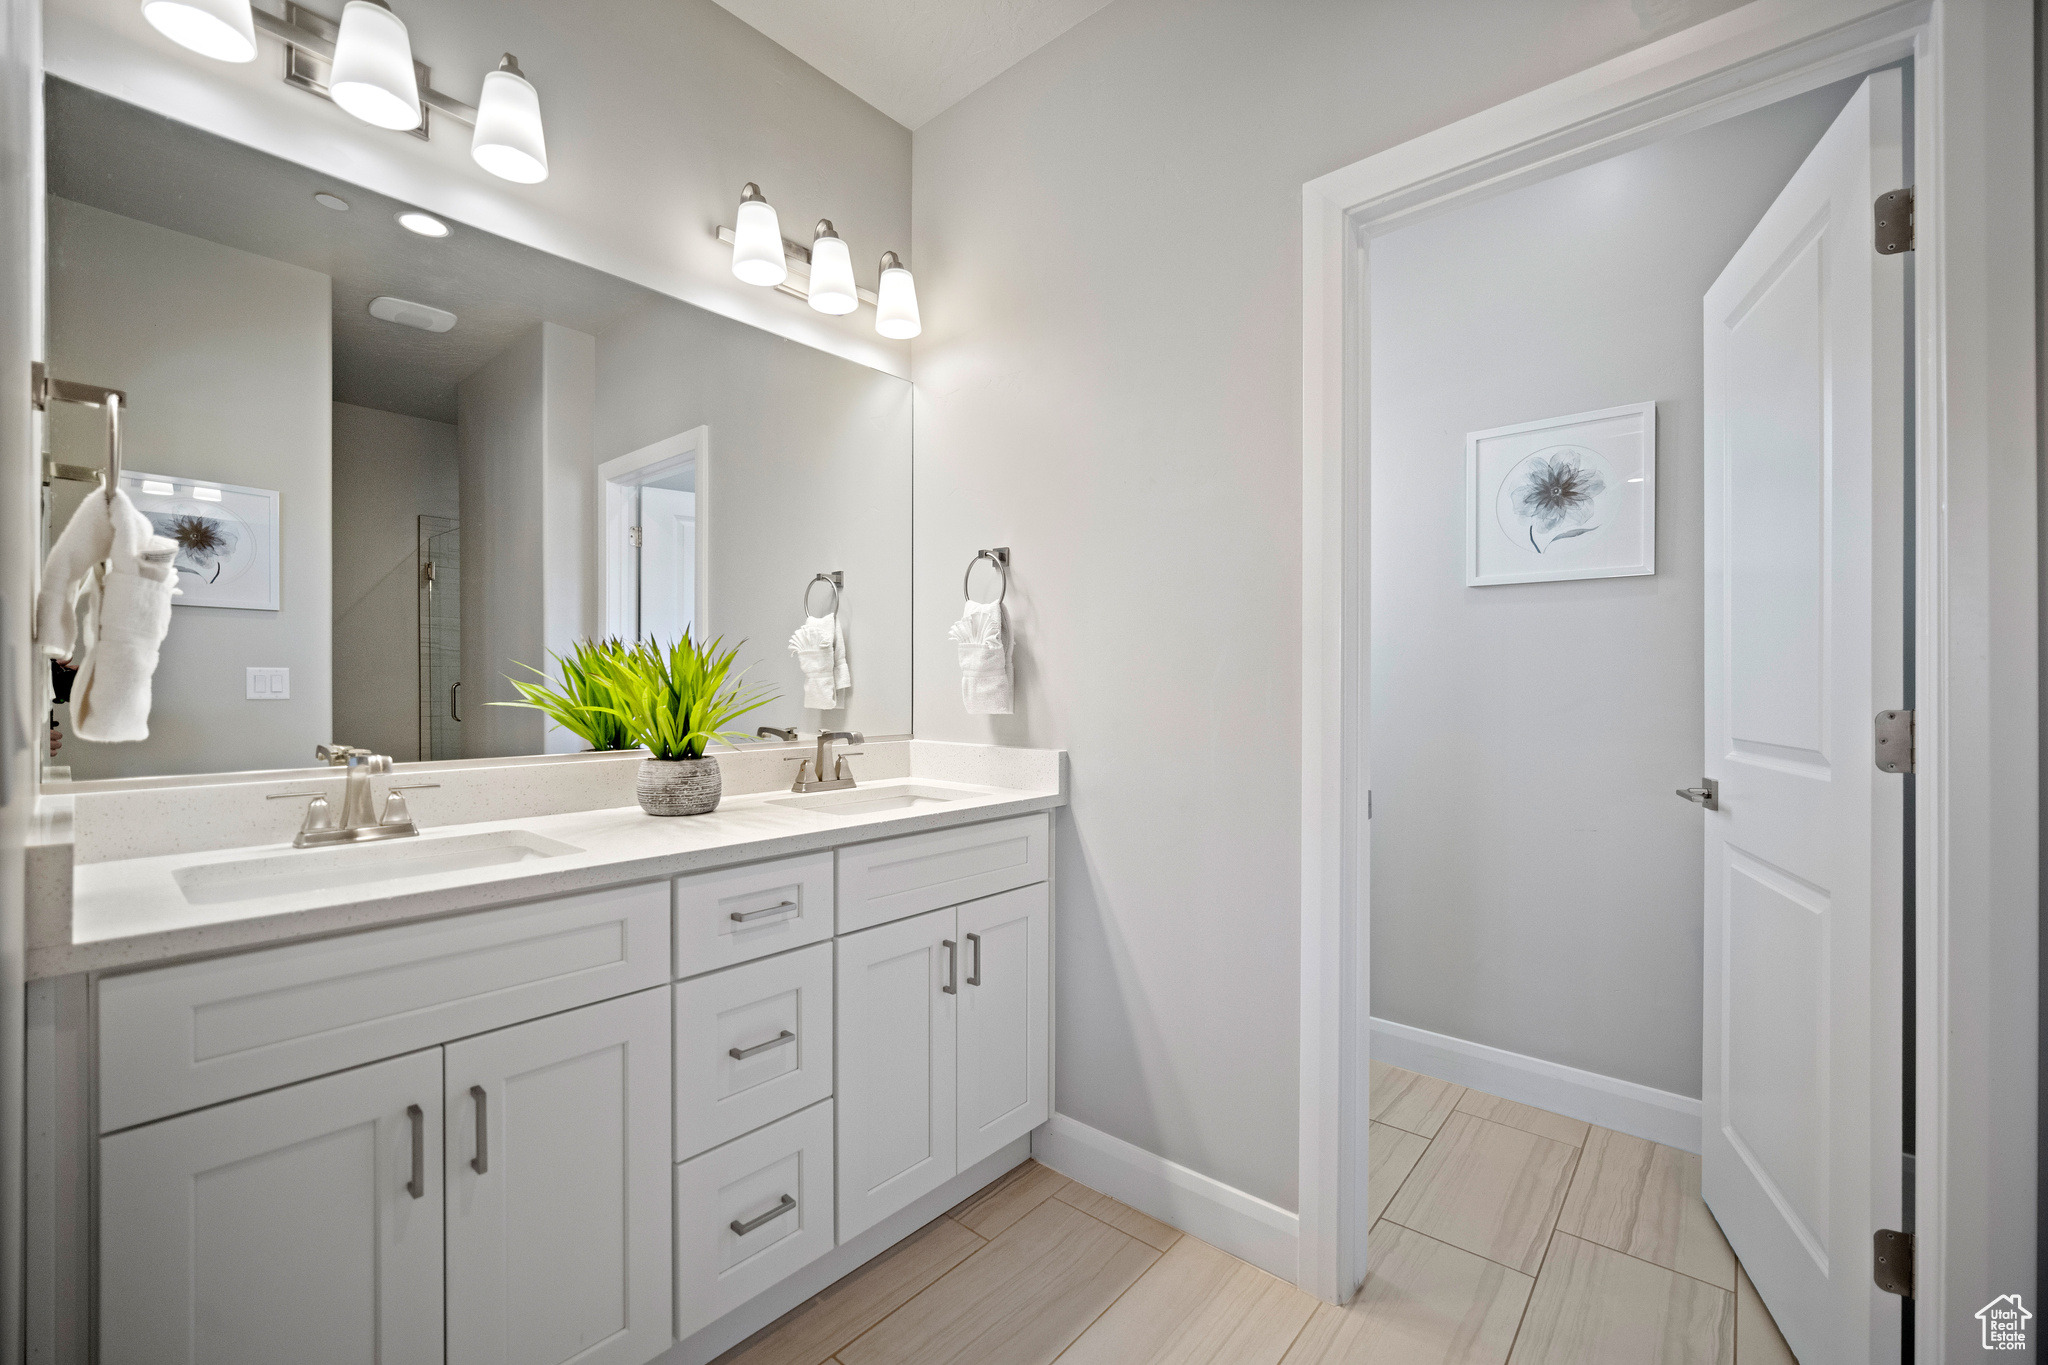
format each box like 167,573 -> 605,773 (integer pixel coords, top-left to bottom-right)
316,743 -> 369,765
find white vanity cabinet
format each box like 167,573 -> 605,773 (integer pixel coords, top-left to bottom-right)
836,879 -> 1051,1240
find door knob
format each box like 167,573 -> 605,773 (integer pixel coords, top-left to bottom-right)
1675,778 -> 1720,811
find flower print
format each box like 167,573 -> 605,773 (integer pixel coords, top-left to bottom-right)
1511,450 -> 1606,535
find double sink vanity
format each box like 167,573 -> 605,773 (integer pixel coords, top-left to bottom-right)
26,740 -> 1065,1365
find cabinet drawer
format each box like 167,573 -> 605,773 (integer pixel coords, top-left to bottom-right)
674,852 -> 834,979
98,882 -> 671,1133
835,814 -> 1049,934
675,1098 -> 835,1341
674,942 -> 833,1160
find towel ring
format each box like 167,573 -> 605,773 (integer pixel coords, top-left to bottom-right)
964,547 -> 1010,605
805,571 -> 842,617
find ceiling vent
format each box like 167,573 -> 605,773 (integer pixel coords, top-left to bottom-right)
368,295 -> 456,332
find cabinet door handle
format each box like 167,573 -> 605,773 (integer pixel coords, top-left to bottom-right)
730,1193 -> 796,1236
965,932 -> 982,986
730,900 -> 798,923
405,1104 -> 425,1199
942,939 -> 958,995
729,1030 -> 795,1061
450,679 -> 461,721
470,1085 -> 489,1175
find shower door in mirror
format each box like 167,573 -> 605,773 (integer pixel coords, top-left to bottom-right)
418,516 -> 461,762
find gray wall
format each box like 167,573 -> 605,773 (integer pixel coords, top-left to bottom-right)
47,197 -> 331,778
910,0 -> 1749,1210
331,402 -> 458,761
594,299 -> 913,738
1368,83 -> 1855,1101
457,323 -> 595,758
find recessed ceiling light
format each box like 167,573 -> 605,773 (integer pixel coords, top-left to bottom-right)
313,192 -> 349,211
396,210 -> 450,238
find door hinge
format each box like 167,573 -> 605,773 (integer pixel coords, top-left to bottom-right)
1873,1228 -> 1915,1298
627,525 -> 643,548
1874,188 -> 1914,255
1874,709 -> 1915,774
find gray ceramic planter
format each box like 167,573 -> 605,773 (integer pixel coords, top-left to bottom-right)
637,755 -> 721,816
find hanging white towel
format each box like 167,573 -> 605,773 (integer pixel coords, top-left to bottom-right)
788,612 -> 851,710
37,489 -> 178,742
949,599 -> 1012,715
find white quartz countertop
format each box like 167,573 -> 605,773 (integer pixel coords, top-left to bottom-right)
34,774 -> 1063,979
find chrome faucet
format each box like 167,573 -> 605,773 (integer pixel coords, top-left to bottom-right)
271,745 -> 429,848
791,731 -> 863,793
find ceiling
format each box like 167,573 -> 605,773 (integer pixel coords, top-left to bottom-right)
46,79 -> 661,424
710,0 -> 1117,130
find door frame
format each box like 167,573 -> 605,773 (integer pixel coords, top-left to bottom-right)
1296,3 -> 2036,1353
596,426 -> 710,643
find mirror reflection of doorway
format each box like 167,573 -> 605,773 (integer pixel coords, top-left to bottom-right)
417,514 -> 461,760
600,427 -> 707,647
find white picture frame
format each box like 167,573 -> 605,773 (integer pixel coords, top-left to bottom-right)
120,469 -> 281,610
1465,401 -> 1656,586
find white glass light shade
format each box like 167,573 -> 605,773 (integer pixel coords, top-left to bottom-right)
731,196 -> 787,287
874,258 -> 920,339
328,1 -> 421,131
806,226 -> 858,315
140,0 -> 257,62
471,62 -> 549,183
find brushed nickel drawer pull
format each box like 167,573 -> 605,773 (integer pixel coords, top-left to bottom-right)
731,900 -> 798,923
942,939 -> 958,995
405,1104 -> 425,1199
730,1193 -> 796,1235
729,1030 -> 795,1061
470,1086 -> 488,1175
966,932 -> 982,986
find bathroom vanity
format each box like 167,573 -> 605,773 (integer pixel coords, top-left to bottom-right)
26,743 -> 1063,1365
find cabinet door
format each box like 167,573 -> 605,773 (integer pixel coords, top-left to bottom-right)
956,883 -> 1051,1168
835,907 -> 957,1241
99,1049 -> 443,1365
445,988 -> 673,1365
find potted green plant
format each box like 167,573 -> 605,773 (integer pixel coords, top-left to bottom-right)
592,634 -> 776,816
498,638 -> 637,751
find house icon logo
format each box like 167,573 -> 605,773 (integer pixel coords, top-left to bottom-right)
1979,1294 -> 2032,1350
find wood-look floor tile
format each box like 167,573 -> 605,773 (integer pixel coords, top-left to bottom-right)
1370,1065 -> 1465,1138
1555,1129 -> 1735,1290
947,1158 -> 1033,1220
1454,1091 -> 1590,1149
1055,1181 -> 1183,1251
1734,1264 -> 1798,1365
712,1215 -> 985,1365
1279,1222 -> 1532,1365
838,1197 -> 1158,1365
1383,1112 -> 1578,1275
1507,1232 -> 1732,1365
1367,1123 -> 1431,1226
1055,1235 -> 1318,1365
949,1160 -> 1071,1240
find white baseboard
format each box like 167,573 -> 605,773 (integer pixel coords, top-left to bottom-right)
1370,1017 -> 1703,1153
1031,1114 -> 1299,1281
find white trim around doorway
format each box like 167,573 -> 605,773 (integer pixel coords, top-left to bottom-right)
1298,5 -> 2036,1356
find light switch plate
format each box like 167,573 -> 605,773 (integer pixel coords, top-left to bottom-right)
246,666 -> 290,700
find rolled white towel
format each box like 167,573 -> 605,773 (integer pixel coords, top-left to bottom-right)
948,600 -> 1011,715
58,490 -> 179,742
788,612 -> 850,710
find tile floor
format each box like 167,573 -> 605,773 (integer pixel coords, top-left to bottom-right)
712,1064 -> 1802,1365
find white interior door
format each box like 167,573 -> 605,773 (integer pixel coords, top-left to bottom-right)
98,1049 -> 445,1365
444,989 -> 672,1365
640,486 -> 696,644
835,907 -> 958,1241
956,883 -> 1050,1168
1700,70 -> 1905,1365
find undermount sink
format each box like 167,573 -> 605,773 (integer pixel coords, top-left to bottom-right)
173,829 -> 584,906
769,783 -> 962,816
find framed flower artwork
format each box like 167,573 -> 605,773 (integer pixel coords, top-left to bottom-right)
1465,401 -> 1656,586
118,469 -> 280,610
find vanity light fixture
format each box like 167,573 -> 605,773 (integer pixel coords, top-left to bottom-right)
805,221 -> 858,316
191,485 -> 224,502
141,0 -> 258,62
327,0 -> 421,131
730,184 -> 787,287
470,54 -> 548,183
874,252 -> 921,339
140,480 -> 175,496
395,209 -> 450,237
143,0 -> 553,184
